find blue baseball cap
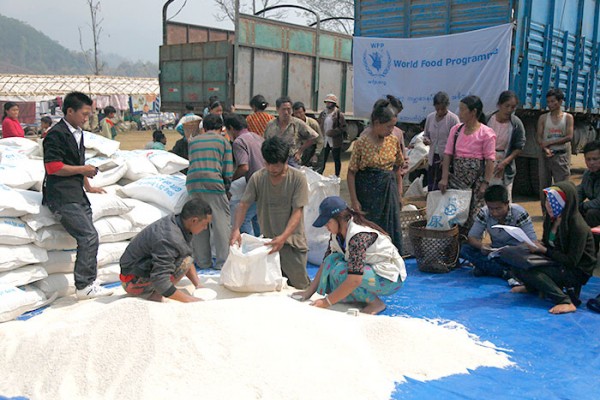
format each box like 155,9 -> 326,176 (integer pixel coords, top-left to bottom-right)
312,196 -> 348,228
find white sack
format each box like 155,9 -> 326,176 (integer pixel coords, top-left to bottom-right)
20,206 -> 58,231
140,149 -> 189,175
0,245 -> 48,272
94,216 -> 137,243
0,285 -> 43,323
407,141 -> 430,173
96,263 -> 120,285
97,241 -> 129,267
0,157 -> 45,191
83,131 -> 120,156
229,178 -> 246,202
39,250 -> 77,275
33,273 -> 75,298
119,174 -> 188,213
426,189 -> 472,230
87,192 -> 132,221
0,217 -> 36,245
404,176 -> 428,198
0,185 -> 42,217
85,149 -> 98,159
300,167 -> 341,265
0,163 -> 37,190
100,184 -> 123,195
89,162 -> 128,188
20,284 -> 53,311
34,225 -> 77,250
0,266 -> 48,287
0,149 -> 27,163
114,150 -> 158,181
86,156 -> 121,172
0,137 -> 40,157
122,198 -> 170,230
220,234 -> 284,293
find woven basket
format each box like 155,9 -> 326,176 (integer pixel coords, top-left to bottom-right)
400,205 -> 427,258
402,196 -> 427,210
408,220 -> 460,273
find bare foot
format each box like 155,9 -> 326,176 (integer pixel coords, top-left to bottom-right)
510,285 -> 528,294
549,303 -> 576,314
362,297 -> 386,315
147,292 -> 163,302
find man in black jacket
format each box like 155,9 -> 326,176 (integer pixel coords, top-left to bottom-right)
43,91 -> 113,300
120,198 -> 212,302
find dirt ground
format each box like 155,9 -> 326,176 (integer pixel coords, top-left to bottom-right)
117,129 -> 588,239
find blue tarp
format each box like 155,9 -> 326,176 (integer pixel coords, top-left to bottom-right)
310,259 -> 600,400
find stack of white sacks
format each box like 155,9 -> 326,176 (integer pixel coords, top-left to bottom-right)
0,135 -> 189,322
0,135 -> 340,322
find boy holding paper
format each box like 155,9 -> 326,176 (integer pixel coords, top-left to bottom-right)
460,185 -> 537,282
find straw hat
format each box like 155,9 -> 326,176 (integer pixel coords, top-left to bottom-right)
323,94 -> 338,105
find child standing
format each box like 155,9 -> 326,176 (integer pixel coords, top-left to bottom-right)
100,106 -> 118,139
40,116 -> 53,138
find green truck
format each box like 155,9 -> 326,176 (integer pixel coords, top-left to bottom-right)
159,6 -> 364,143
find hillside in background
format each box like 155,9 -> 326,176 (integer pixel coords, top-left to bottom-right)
0,13 -> 157,77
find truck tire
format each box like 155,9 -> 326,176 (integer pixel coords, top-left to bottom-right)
342,120 -> 364,152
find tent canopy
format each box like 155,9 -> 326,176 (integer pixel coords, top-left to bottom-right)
0,74 -> 159,102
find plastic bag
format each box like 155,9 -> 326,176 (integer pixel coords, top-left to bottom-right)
404,175 -> 428,198
426,189 -> 472,230
300,167 -> 341,265
220,234 -> 285,292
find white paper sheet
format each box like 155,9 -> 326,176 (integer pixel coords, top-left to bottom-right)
492,225 -> 538,248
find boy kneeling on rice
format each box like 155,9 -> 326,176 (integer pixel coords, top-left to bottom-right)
119,198 -> 212,302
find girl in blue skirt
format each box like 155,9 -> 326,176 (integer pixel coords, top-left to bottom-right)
294,196 -> 406,314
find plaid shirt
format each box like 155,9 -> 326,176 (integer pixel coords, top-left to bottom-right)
469,203 -> 537,248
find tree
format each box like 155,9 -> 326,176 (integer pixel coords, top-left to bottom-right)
79,0 -> 104,75
214,0 -> 287,23
297,0 -> 354,34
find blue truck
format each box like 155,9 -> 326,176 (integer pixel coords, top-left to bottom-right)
354,0 -> 600,195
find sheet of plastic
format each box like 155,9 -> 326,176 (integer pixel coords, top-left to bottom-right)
306,259 -> 600,399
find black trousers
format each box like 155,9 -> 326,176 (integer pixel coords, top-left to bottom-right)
320,144 -> 341,176
512,264 -> 587,305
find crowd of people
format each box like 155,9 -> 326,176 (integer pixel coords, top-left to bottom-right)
32,88 -> 600,315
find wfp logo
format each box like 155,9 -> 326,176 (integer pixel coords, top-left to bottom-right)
362,43 -> 391,78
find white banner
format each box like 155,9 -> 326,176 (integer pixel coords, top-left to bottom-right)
353,24 -> 513,122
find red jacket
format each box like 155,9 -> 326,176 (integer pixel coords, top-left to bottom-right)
2,117 -> 24,138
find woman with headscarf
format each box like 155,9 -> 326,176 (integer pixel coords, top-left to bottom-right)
347,99 -> 404,252
438,95 -> 496,233
509,181 -> 596,314
293,196 -> 405,315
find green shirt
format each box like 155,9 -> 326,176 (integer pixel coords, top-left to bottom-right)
186,131 -> 233,195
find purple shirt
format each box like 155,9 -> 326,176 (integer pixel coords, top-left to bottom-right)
233,129 -> 265,182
